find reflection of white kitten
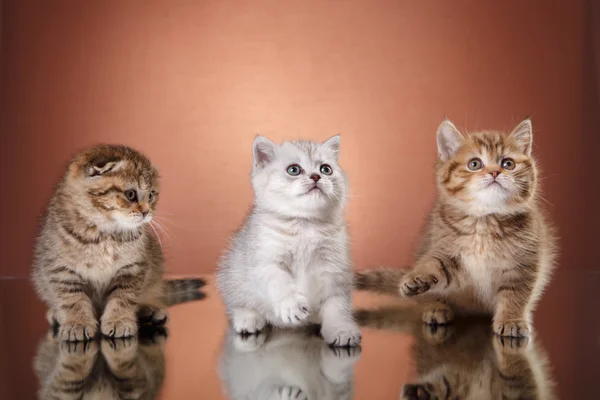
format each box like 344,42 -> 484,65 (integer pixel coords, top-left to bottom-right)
219,327 -> 360,400
217,135 -> 360,347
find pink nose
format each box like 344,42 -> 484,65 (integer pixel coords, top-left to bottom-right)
310,174 -> 320,182
490,170 -> 500,178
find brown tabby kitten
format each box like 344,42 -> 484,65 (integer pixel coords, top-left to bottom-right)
32,144 -> 205,341
34,326 -> 168,400
354,306 -> 555,399
355,119 -> 557,337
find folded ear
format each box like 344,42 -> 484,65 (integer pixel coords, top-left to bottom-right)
436,119 -> 464,161
321,134 -> 340,160
509,118 -> 533,156
86,159 -> 122,177
253,136 -> 276,169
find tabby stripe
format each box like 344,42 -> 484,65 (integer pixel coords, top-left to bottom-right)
439,207 -> 470,236
61,225 -> 102,245
57,287 -> 85,294
442,162 -> 460,184
61,363 -> 79,373
442,375 -> 451,400
88,185 -> 122,196
434,257 -> 452,287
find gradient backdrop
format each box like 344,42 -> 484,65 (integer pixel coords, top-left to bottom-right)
1,1 -> 598,279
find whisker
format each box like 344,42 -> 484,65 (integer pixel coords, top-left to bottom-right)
149,222 -> 163,249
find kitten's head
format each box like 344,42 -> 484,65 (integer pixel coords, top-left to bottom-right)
65,144 -> 159,231
435,118 -> 537,215
251,135 -> 347,218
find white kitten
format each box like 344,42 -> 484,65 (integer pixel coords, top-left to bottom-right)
219,327 -> 360,400
216,135 -> 361,347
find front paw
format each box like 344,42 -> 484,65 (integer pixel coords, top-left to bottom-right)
399,273 -> 439,297
493,319 -> 530,338
233,330 -> 269,353
101,311 -> 138,338
59,317 -> 98,342
276,386 -> 307,400
421,323 -> 454,345
322,322 -> 362,347
277,292 -> 309,325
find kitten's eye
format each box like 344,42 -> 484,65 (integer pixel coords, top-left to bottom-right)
320,164 -> 333,175
467,158 -> 483,171
286,164 -> 302,176
501,158 -> 516,170
124,189 -> 138,202
148,191 -> 156,202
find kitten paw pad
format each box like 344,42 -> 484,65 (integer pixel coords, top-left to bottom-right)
493,319 -> 530,338
277,386 -> 307,400
101,316 -> 138,338
59,320 -> 98,342
232,310 -> 267,334
278,293 -> 309,325
400,274 -> 438,297
422,306 -> 454,325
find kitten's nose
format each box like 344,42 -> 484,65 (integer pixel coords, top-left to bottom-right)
490,170 -> 500,179
310,174 -> 321,182
141,210 -> 149,217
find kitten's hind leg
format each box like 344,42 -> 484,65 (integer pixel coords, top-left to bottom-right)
232,308 -> 267,334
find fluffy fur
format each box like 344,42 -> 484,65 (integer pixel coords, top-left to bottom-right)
217,135 -> 361,347
219,326 -> 359,400
32,144 -> 206,341
355,119 -> 557,337
33,325 -> 167,400
354,306 -> 555,400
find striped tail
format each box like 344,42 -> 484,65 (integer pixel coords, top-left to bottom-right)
163,278 -> 207,306
354,268 -> 405,296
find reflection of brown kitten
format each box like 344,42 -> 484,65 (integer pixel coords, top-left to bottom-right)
33,326 -> 167,400
32,145 -> 205,341
355,307 -> 555,400
356,119 -> 557,338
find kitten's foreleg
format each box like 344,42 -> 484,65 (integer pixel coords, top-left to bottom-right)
320,294 -> 361,347
101,263 -> 147,338
398,254 -> 460,298
493,273 -> 535,337
492,335 -> 540,398
260,264 -> 309,326
47,269 -> 97,341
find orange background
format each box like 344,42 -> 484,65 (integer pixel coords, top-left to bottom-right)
1,1 -> 597,277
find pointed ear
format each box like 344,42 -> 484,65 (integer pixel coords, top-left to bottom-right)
252,136 -> 276,169
509,118 -> 533,156
321,135 -> 341,160
436,119 -> 464,161
86,160 -> 122,177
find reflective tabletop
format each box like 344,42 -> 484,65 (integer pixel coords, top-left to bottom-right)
1,269 -> 598,399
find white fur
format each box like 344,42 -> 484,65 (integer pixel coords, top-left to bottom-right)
219,327 -> 359,399
217,136 -> 361,347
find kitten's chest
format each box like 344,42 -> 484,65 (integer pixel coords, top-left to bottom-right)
288,227 -> 330,268
74,242 -> 142,284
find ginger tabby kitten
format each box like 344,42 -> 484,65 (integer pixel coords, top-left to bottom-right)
356,119 -> 557,338
32,144 -> 205,341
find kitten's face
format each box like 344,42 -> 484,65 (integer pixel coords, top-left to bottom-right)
251,136 -> 347,218
68,145 -> 160,231
436,119 -> 537,215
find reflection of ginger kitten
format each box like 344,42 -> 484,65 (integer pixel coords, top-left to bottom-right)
33,326 -> 168,400
219,326 -> 360,400
356,119 -> 557,337
355,307 -> 555,400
